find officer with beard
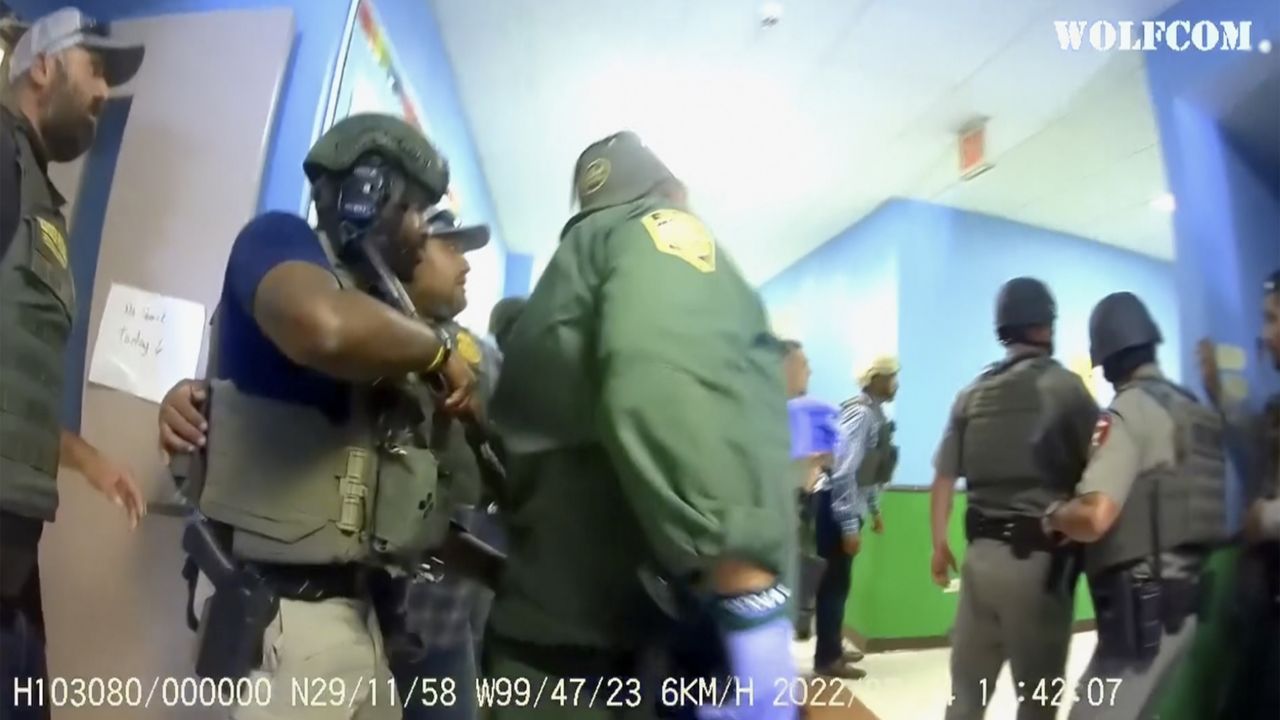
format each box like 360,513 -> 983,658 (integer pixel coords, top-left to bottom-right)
1046,292 -> 1228,719
1,9 -> 146,717
930,277 -> 1098,720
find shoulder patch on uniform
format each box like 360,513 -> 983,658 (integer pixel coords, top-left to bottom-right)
35,217 -> 68,269
639,209 -> 716,273
456,330 -> 482,366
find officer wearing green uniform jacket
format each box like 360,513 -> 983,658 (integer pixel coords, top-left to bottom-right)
1047,292 -> 1227,720
486,132 -> 798,720
1,9 -> 147,717
929,278 -> 1098,720
158,114 -> 487,720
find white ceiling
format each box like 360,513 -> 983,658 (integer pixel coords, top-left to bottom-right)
430,0 -> 1180,285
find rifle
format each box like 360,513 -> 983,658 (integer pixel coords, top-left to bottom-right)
343,219 -> 508,588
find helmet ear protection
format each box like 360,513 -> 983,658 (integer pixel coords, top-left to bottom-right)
332,155 -> 419,281
337,155 -> 391,236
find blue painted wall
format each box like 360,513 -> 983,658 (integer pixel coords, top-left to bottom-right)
897,200 -> 1181,490
61,97 -> 131,432
503,253 -> 534,298
762,198 -> 1180,490
1146,0 -> 1279,535
1146,0 -> 1280,409
759,201 -> 900,410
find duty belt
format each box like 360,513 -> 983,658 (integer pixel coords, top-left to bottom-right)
965,508 -> 1057,558
248,562 -> 370,602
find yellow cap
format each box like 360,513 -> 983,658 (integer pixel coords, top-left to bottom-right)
858,355 -> 900,387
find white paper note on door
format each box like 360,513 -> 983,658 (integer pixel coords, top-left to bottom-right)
88,283 -> 207,404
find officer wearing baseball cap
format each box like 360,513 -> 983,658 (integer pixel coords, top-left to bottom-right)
486,131 -> 799,719
1,8 -> 146,716
810,355 -> 900,679
154,113 -> 494,720
1046,292 -> 1227,719
930,277 -> 1099,719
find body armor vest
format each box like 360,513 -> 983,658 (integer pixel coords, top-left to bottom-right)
185,237 -> 466,567
960,355 -> 1062,515
0,118 -> 75,522
843,396 -> 897,488
1085,378 -> 1228,574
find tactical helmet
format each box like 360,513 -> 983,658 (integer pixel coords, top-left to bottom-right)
572,131 -> 676,214
995,277 -> 1057,331
304,114 -> 450,202
1088,291 -> 1163,366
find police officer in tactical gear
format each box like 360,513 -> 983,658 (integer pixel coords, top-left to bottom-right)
930,277 -> 1098,720
159,113 -> 485,720
1,8 -> 146,717
487,132 -> 798,720
1047,291 -> 1227,720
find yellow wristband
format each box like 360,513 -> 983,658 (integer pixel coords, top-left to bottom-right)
425,344 -> 447,373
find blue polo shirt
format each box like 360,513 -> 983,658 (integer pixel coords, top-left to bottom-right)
216,211 -> 350,420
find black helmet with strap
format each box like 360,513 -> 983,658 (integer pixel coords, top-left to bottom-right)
1089,291 -> 1163,366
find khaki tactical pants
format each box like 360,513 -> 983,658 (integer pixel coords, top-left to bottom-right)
945,539 -> 1075,720
232,596 -> 397,720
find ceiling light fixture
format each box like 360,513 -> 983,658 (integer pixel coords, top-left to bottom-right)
1150,193 -> 1176,213
760,2 -> 783,28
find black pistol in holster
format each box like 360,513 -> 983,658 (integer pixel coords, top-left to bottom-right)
345,222 -> 510,589
168,382 -> 279,682
183,520 -> 279,682
1045,542 -> 1084,598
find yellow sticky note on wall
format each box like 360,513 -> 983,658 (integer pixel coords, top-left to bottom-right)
1215,343 -> 1246,372
1069,355 -> 1100,399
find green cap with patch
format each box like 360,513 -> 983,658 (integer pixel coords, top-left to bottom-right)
304,113 -> 450,201
573,131 -> 676,214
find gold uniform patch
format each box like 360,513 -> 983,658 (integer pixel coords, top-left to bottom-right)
36,217 -> 68,269
640,210 -> 716,273
579,159 -> 611,196
456,330 -> 483,366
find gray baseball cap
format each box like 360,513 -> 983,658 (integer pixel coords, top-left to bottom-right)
8,7 -> 145,87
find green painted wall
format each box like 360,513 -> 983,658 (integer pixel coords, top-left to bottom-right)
843,489 -> 1095,640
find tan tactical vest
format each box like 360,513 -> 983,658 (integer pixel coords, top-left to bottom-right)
187,236 -> 464,567
0,115 -> 75,522
1085,378 -> 1227,574
960,355 -> 1063,515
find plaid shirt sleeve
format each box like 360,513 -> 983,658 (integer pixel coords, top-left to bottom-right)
830,403 -> 872,536
398,574 -> 480,653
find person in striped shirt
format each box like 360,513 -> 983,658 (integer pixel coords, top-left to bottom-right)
812,356 -> 900,679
